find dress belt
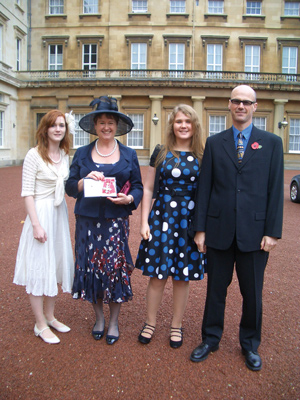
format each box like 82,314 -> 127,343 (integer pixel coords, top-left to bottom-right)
159,187 -> 195,197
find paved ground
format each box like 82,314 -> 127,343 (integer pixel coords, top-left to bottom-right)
0,166 -> 299,400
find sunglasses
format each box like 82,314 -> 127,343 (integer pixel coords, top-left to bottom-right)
230,99 -> 256,106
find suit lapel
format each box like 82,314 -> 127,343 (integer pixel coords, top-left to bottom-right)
222,128 -> 238,168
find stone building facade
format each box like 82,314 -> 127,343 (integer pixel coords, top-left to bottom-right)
0,0 -> 300,167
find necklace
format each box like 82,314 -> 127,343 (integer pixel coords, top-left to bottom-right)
95,139 -> 117,157
49,152 -> 62,164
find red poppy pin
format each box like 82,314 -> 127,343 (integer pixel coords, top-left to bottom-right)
251,142 -> 262,150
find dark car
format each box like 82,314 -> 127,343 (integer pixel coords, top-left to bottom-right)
290,174 -> 300,203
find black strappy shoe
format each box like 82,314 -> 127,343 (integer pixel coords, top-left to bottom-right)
170,327 -> 183,349
138,323 -> 156,344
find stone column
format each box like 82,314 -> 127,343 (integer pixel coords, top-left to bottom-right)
149,95 -> 163,154
56,95 -> 69,113
273,99 -> 288,143
192,96 -> 205,122
112,95 -> 124,144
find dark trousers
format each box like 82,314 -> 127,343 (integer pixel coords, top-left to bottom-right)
202,242 -> 269,351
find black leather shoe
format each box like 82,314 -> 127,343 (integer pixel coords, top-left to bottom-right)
170,327 -> 183,349
138,323 -> 155,345
190,342 -> 219,363
106,334 -> 119,345
242,349 -> 262,371
92,325 -> 104,341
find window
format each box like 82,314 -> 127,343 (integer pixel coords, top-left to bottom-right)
83,0 -> 98,13
74,113 -> 90,147
132,0 -> 147,12
48,44 -> 63,75
209,115 -> 226,136
127,114 -> 144,148
169,43 -> 185,77
36,113 -> 46,128
49,0 -> 64,14
253,117 -> 266,130
0,25 -> 2,61
207,44 -> 222,78
0,111 -> 3,147
208,0 -> 224,14
284,2 -> 300,16
289,118 -> 300,152
83,44 -> 97,77
282,46 -> 298,81
16,38 -> 21,71
170,0 -> 186,13
245,45 -> 260,79
246,1 -> 262,15
131,43 -> 147,76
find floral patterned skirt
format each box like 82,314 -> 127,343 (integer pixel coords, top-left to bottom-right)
72,215 -> 133,304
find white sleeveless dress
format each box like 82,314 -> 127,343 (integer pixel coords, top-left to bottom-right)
13,147 -> 74,296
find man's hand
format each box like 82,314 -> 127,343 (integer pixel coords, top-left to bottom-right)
260,236 -> 278,252
194,231 -> 206,253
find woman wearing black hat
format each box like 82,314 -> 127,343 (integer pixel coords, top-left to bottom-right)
66,96 -> 143,344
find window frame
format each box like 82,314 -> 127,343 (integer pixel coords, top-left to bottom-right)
131,42 -> 147,76
83,0 -> 98,14
170,0 -> 186,13
82,43 -> 98,76
246,1 -> 262,15
16,38 -> 21,71
284,1 -> 300,16
207,0 -> 224,14
126,113 -> 144,149
73,112 -> 90,148
132,0 -> 148,13
48,43 -> 63,71
0,110 -> 4,147
209,114 -> 226,136
49,0 -> 64,15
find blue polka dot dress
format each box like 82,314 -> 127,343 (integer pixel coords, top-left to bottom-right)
135,149 -> 206,281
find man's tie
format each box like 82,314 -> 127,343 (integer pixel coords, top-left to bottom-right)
237,132 -> 244,163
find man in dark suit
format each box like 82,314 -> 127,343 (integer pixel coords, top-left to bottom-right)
190,85 -> 284,371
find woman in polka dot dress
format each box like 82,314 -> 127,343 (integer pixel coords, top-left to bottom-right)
135,104 -> 206,348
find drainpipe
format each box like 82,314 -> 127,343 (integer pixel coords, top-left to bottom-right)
27,0 -> 31,70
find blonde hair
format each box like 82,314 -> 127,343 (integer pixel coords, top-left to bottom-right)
155,104 -> 204,167
36,110 -> 70,163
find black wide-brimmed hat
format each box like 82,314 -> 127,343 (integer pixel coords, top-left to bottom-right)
79,96 -> 134,136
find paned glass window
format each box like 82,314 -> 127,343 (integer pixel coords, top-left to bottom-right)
245,45 -> 260,79
209,115 -> 226,136
16,39 -> 21,71
131,43 -> 147,76
74,113 -> 90,147
207,44 -> 222,78
83,0 -> 98,14
127,114 -> 144,148
132,0 -> 148,12
83,44 -> 97,77
284,2 -> 300,16
282,46 -> 298,81
289,118 -> 300,152
0,111 -> 3,147
170,0 -> 186,13
253,116 -> 266,130
246,1 -> 262,15
49,0 -> 64,14
49,44 -> 63,70
208,0 -> 224,13
169,43 -> 185,77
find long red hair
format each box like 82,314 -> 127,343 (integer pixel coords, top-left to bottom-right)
36,110 -> 70,163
